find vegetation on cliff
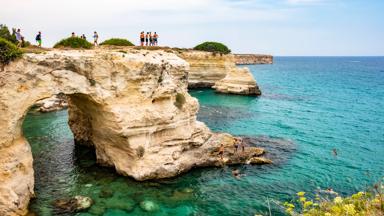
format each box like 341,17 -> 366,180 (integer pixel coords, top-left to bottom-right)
100,38 -> 134,46
193,41 -> 231,54
54,37 -> 93,49
283,180 -> 384,216
0,24 -> 17,44
0,37 -> 23,68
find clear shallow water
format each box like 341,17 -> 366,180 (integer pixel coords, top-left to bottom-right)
24,57 -> 384,215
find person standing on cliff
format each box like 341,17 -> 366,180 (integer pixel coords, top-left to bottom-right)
149,32 -> 153,46
35,31 -> 42,47
153,32 -> 158,46
93,31 -> 99,46
145,32 -> 149,46
140,31 -> 145,46
15,29 -> 22,47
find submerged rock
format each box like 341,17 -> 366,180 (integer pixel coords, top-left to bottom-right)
53,196 -> 93,213
99,187 -> 114,198
140,200 -> 160,212
102,196 -> 135,211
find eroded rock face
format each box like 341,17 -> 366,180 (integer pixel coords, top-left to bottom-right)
179,51 -> 261,95
213,67 -> 262,96
234,54 -> 273,65
0,49 -> 265,215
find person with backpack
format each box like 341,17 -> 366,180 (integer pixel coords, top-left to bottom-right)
35,31 -> 42,47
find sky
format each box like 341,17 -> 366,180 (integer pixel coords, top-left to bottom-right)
1,0 -> 383,56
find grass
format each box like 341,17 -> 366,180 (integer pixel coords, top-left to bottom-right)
0,37 -> 23,69
193,41 -> 231,54
54,37 -> 93,49
100,38 -> 134,46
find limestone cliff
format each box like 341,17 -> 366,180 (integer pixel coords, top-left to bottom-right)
234,54 -> 273,65
0,49 -> 267,216
178,51 -> 261,96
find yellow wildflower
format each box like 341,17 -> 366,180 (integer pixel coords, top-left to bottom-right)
343,204 -> 356,215
333,196 -> 343,204
303,201 -> 313,208
297,191 -> 306,197
299,197 -> 307,202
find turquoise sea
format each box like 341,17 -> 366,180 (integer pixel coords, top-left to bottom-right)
24,57 -> 384,215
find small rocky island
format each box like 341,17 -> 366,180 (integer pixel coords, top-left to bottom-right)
0,47 -> 271,215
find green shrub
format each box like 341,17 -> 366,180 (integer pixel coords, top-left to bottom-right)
174,93 -> 186,109
0,25 -> 17,44
100,38 -> 134,46
193,41 -> 231,54
0,37 -> 23,68
54,37 -> 92,49
283,180 -> 384,216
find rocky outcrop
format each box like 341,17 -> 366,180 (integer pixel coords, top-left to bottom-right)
0,49 -> 268,215
178,51 -> 261,96
33,94 -> 68,112
213,67 -> 261,96
234,54 -> 273,65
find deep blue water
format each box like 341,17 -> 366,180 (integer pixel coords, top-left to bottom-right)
24,57 -> 384,215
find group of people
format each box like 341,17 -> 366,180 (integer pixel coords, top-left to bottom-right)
14,29 -> 42,47
140,31 -> 159,46
71,31 -> 99,46
12,29 -> 161,48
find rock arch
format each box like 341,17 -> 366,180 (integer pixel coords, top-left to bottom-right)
0,49 -> 217,215
0,49 -> 266,216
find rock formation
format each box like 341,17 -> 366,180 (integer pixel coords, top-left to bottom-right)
0,49 -> 268,215
234,54 -> 273,65
33,94 -> 68,112
178,51 -> 261,96
213,67 -> 261,95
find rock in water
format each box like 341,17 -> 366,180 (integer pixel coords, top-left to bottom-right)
74,196 -> 93,211
53,196 -> 93,213
140,200 -> 160,212
247,157 -> 273,165
179,51 -> 261,95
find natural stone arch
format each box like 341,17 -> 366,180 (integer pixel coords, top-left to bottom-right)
0,49 -> 266,216
0,50 -> 215,215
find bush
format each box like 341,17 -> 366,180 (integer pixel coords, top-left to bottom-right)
0,37 -> 23,68
100,38 -> 134,46
0,25 -> 17,44
174,93 -> 186,109
54,37 -> 92,49
193,41 -> 231,54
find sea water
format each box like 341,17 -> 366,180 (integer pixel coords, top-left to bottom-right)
24,57 -> 384,215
